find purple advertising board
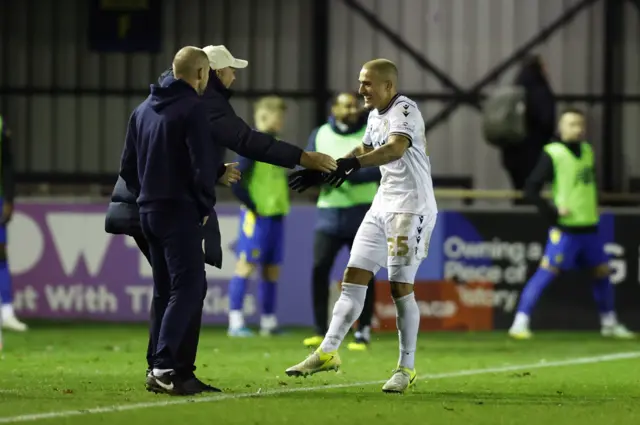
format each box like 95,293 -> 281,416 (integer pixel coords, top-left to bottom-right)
8,202 -> 442,326
7,202 -> 640,331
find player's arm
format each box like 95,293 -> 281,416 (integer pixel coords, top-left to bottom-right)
356,102 -> 414,167
524,152 -> 557,221
344,143 -> 373,159
356,134 -> 409,167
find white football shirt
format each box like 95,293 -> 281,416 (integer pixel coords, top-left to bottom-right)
362,94 -> 437,215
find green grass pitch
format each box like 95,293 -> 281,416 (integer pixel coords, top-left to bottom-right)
1,323 -> 639,425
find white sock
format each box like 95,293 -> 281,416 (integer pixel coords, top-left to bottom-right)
512,312 -> 530,329
1,304 -> 14,318
261,314 -> 278,331
229,310 -> 245,330
600,312 -> 618,328
394,293 -> 419,370
152,368 -> 173,376
319,283 -> 368,353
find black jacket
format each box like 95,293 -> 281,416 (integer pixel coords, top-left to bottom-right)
105,175 -> 224,267
120,77 -> 219,218
161,68 -> 305,167
106,69 -> 304,268
502,57 -> 556,173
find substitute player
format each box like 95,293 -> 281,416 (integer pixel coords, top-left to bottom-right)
286,59 -> 437,393
509,108 -> 635,340
228,96 -> 289,337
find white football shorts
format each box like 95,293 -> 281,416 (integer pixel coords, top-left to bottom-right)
348,210 -> 437,283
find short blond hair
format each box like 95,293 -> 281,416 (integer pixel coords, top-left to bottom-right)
254,96 -> 287,113
363,58 -> 398,83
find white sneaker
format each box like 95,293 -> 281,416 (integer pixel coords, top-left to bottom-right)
601,324 -> 636,339
2,314 -> 28,332
382,367 -> 417,393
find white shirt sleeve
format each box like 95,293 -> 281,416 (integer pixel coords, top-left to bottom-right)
388,101 -> 418,145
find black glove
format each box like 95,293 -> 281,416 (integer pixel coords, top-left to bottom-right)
324,157 -> 361,188
288,169 -> 326,193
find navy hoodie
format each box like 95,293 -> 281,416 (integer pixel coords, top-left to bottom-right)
119,77 -> 218,219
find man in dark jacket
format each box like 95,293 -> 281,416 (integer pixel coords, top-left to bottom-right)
501,55 -> 556,204
106,45 -> 335,385
149,45 -> 336,266
120,46 -> 221,396
108,45 -> 335,267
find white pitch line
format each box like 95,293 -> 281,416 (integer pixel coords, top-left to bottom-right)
1,351 -> 638,424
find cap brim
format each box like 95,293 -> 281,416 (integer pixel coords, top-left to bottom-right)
231,58 -> 248,69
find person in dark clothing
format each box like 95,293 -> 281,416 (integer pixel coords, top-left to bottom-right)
105,150 -> 239,374
0,116 -> 27,333
106,45 -> 335,387
120,46 -> 222,396
153,45 -> 336,267
501,55 -> 556,205
301,93 -> 381,351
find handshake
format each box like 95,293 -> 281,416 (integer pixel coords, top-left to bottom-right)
289,151 -> 362,193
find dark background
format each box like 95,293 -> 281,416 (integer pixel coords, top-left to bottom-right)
1,0 -> 639,194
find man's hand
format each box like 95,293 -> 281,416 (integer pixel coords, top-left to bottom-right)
1,202 -> 13,225
299,152 -> 337,173
288,169 -> 326,193
218,162 -> 241,187
558,207 -> 570,217
324,157 -> 361,188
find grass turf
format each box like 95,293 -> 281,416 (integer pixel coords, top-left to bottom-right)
0,323 -> 639,424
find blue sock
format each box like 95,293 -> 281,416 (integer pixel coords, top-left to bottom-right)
0,260 -> 13,305
593,276 -> 615,314
228,276 -> 248,311
516,268 -> 556,315
259,280 -> 277,315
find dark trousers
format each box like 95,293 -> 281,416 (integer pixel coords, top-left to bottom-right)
140,209 -> 207,376
131,235 -> 155,369
312,230 -> 376,336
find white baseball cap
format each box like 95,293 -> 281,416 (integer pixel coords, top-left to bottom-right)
202,45 -> 248,70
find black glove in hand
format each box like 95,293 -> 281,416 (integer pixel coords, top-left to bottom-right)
324,157 -> 361,188
288,169 -> 326,193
